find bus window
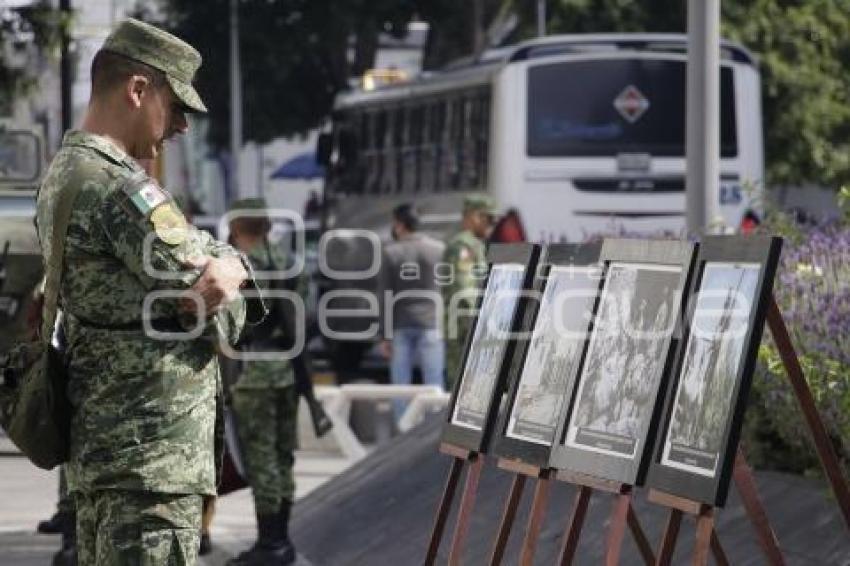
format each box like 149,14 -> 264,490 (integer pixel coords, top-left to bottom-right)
378,110 -> 390,193
437,99 -> 453,192
418,100 -> 438,193
527,59 -> 738,158
450,97 -> 465,190
359,112 -> 370,150
390,108 -> 405,193
332,112 -> 361,194
475,90 -> 490,189
359,111 -> 373,194
406,105 -> 423,193
337,126 -> 359,187
432,100 -> 447,192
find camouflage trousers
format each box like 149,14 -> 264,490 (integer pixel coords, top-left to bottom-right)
231,386 -> 298,515
75,490 -> 202,566
445,317 -> 474,390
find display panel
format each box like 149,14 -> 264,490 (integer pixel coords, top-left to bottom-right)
661,263 -> 760,477
451,264 -> 527,431
646,235 -> 783,506
564,262 -> 682,459
441,243 -> 540,454
506,266 -> 600,445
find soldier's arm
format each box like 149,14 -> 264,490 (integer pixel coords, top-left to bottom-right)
445,242 -> 478,308
97,181 -> 222,290
96,179 -> 260,341
377,246 -> 393,339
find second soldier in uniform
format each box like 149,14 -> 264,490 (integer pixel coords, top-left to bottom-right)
227,198 -> 301,566
441,195 -> 495,388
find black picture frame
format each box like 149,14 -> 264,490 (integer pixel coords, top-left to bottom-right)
441,242 -> 541,454
646,235 -> 782,506
491,242 -> 603,468
548,238 -> 697,486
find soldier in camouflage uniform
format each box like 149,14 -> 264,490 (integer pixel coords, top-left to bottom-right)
227,198 -> 301,566
441,195 -> 496,389
35,19 -> 259,566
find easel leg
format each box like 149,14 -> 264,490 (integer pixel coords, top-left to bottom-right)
767,298 -> 850,530
489,473 -> 527,566
448,454 -> 484,566
692,508 -> 715,566
710,530 -> 729,566
732,449 -> 785,565
425,457 -> 465,566
520,473 -> 552,566
627,505 -> 655,564
604,490 -> 632,566
655,509 -> 683,566
558,486 -> 592,566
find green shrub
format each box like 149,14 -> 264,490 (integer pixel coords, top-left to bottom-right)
743,194 -> 849,475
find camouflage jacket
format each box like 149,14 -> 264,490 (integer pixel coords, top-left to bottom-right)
36,130 -> 252,496
441,229 -> 486,313
231,241 -> 300,390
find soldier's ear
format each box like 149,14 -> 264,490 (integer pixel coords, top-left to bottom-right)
126,75 -> 150,110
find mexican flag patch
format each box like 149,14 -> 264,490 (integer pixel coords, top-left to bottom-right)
129,182 -> 168,216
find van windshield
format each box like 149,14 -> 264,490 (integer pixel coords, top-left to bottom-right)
527,58 -> 737,158
0,130 -> 41,185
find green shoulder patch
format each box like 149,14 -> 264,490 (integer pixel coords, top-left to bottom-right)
121,173 -> 169,217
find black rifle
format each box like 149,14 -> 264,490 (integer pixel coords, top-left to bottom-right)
258,240 -> 332,437
292,350 -> 332,437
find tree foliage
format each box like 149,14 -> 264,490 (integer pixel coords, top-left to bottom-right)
722,0 -> 850,188
417,0 -> 508,70
148,0 -> 850,188
151,0 -> 416,148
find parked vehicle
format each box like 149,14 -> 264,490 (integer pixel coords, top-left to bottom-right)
0,124 -> 45,358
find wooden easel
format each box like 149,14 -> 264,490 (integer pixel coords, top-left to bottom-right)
426,296 -> 850,565
554,470 -> 656,566
648,489 -> 729,566
424,443 -> 485,566
646,297 -> 850,565
765,298 -> 850,528
487,459 -> 554,566
649,449 -> 781,565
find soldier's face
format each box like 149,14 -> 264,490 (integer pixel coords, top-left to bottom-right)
470,211 -> 493,239
135,81 -> 188,159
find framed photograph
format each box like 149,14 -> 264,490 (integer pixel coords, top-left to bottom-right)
647,236 -> 782,506
442,243 -> 541,454
491,243 -> 602,468
549,239 -> 696,486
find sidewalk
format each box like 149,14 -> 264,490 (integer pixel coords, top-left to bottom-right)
0,449 -> 348,565
0,402 -> 353,566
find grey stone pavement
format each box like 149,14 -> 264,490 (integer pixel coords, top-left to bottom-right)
0,404 -> 354,566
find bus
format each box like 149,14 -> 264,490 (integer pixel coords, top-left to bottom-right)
320,33 -> 762,240
315,33 -> 764,377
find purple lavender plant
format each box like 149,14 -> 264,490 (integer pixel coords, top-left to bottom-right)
776,222 -> 850,366
759,219 -> 850,469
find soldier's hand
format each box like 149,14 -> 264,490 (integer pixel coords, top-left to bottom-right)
181,255 -> 247,316
380,340 -> 392,360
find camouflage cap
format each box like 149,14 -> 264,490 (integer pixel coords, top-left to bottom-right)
463,194 -> 497,216
102,18 -> 207,113
228,197 -> 268,212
